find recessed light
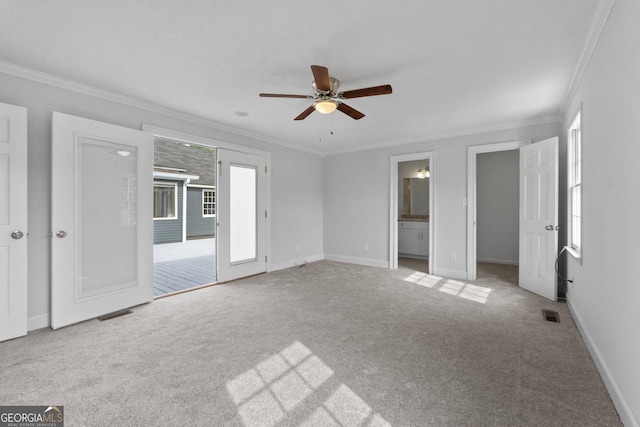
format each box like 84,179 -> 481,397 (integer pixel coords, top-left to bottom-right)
235,111 -> 249,117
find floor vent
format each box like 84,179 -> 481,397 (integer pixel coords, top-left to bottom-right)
98,309 -> 133,321
542,309 -> 560,323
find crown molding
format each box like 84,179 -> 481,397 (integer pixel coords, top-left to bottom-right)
322,115 -> 561,156
559,0 -> 616,120
0,60 -> 324,157
0,59 -> 566,158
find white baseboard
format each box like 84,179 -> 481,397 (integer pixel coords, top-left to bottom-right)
270,253 -> 324,272
28,313 -> 50,331
432,267 -> 468,280
398,254 -> 428,261
567,299 -> 639,427
324,253 -> 389,269
477,257 -> 518,266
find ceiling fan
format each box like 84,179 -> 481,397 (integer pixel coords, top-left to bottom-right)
259,65 -> 392,120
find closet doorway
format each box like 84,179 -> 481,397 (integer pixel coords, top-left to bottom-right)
466,140 -> 528,281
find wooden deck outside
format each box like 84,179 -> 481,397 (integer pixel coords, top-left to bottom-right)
153,238 -> 216,296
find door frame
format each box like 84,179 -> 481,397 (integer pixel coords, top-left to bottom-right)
142,125 -> 272,276
466,139 -> 530,280
389,151 -> 435,272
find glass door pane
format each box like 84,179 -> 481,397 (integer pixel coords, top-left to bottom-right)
230,164 -> 257,264
79,138 -> 138,299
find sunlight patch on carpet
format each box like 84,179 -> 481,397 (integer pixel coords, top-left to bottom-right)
226,341 -> 390,427
403,271 -> 438,288
404,272 -> 492,304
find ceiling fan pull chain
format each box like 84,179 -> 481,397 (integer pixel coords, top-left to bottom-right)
330,112 -> 334,135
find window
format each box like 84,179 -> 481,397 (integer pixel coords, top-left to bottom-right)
567,111 -> 581,258
203,189 -> 215,217
153,182 -> 177,219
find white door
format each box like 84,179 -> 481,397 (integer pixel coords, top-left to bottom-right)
216,149 -> 266,282
0,103 -> 28,342
51,113 -> 153,329
519,137 -> 559,301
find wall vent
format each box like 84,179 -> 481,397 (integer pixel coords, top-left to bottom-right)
542,309 -> 560,323
98,309 -> 133,321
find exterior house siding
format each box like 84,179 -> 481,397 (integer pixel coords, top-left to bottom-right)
153,180 -> 183,244
153,139 -> 216,244
186,187 -> 216,238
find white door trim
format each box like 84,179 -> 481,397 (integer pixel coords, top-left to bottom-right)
466,140 -> 530,280
389,151 -> 435,272
141,124 -> 272,274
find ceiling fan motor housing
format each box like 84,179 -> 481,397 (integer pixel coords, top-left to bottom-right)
313,77 -> 340,97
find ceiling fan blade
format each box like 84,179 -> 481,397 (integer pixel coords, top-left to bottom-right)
259,93 -> 309,99
294,106 -> 315,121
311,65 -> 331,92
340,84 -> 392,99
337,103 -> 365,120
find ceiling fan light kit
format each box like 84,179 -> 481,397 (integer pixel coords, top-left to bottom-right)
259,65 -> 392,121
314,99 -> 337,114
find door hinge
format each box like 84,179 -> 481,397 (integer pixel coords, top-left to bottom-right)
265,210 -> 268,218
265,255 -> 267,262
265,166 -> 268,174
218,160 -> 222,176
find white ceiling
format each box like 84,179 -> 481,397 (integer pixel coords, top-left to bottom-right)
0,0 -> 604,155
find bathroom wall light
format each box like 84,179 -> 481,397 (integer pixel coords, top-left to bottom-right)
417,167 -> 430,179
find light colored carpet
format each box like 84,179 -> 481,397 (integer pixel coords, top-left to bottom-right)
0,261 -> 620,426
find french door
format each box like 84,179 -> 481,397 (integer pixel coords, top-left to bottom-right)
519,137 -> 559,300
0,102 -> 28,342
51,113 -> 153,329
216,149 -> 267,282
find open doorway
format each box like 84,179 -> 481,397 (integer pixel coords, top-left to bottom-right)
475,150 -> 519,283
153,138 -> 217,297
389,152 -> 435,274
466,140 -> 528,281
397,159 -> 430,273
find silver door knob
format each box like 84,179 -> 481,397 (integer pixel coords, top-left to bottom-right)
11,231 -> 24,239
56,230 -> 67,238
545,225 -> 554,231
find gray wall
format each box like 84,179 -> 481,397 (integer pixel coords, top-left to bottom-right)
186,187 -> 215,238
561,0 -> 640,424
476,150 -> 519,264
323,122 -> 560,275
1,71 -> 323,328
153,180 -> 183,244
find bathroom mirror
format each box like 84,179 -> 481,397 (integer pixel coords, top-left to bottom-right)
402,178 -> 429,217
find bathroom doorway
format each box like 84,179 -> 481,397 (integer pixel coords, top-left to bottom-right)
389,152 -> 435,274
